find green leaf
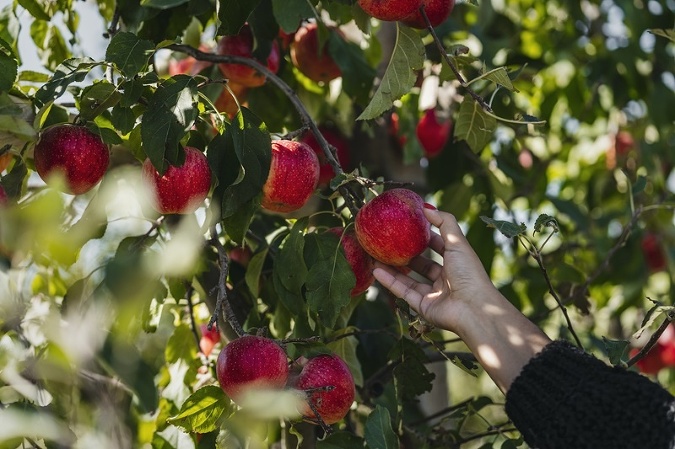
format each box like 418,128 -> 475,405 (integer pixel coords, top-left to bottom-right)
245,247 -> 268,296
304,233 -> 355,329
0,53 -> 17,92
533,214 -> 559,234
218,0 -> 262,35
110,105 -> 137,135
326,329 -> 364,387
357,24 -> 424,120
329,34 -> 376,105
166,323 -> 198,363
29,20 -> 71,71
479,216 -> 527,239
390,338 -> 435,398
79,81 -> 122,121
631,175 -> 648,195
105,32 -> 154,76
167,385 -> 229,433
602,337 -> 630,366
17,0 -> 51,21
272,0 -> 313,33
455,97 -> 497,152
480,67 -> 516,92
141,75 -> 199,173
650,28 -> 675,43
140,0 -> 190,9
634,303 -> 675,339
317,431 -> 364,449
34,58 -> 100,108
272,218 -> 308,315
365,405 -> 398,449
221,197 -> 258,244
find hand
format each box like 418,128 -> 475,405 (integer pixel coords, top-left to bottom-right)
372,208 -> 497,338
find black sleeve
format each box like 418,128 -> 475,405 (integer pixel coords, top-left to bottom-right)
504,340 -> 675,449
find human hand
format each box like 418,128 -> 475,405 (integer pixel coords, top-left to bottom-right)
372,208 -> 500,337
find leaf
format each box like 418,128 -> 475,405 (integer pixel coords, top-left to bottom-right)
329,33 -> 376,105
272,218 -> 309,315
480,216 -> 527,238
166,323 -> 198,364
455,97 -> 497,152
218,0 -> 262,36
34,58 -> 99,108
357,24 -> 424,120
141,75 -> 199,173
167,385 -> 229,433
480,67 -> 517,92
634,303 -> 675,339
105,32 -> 154,76
30,20 -> 71,71
327,329 -> 364,387
272,0 -> 313,33
304,233 -> 355,329
649,28 -> 675,43
390,338 -> 435,398
365,405 -> 398,449
17,0 -> 51,20
602,337 -> 630,366
0,53 -> 17,92
245,247 -> 268,296
533,214 -> 559,234
317,431 -> 364,449
140,0 -> 190,9
631,175 -> 647,195
78,81 -> 121,121
221,197 -> 258,244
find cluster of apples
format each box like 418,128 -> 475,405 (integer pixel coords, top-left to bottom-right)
215,335 -> 355,425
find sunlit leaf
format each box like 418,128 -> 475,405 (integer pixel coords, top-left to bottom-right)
167,386 -> 229,433
106,32 -> 154,76
480,216 -> 527,238
455,97 -> 497,153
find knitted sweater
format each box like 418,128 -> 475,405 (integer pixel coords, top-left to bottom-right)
505,340 -> 675,449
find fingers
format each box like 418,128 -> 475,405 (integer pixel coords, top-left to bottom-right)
424,208 -> 467,251
408,254 -> 442,281
372,266 -> 429,312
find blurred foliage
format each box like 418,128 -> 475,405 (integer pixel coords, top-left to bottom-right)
0,0 -> 674,448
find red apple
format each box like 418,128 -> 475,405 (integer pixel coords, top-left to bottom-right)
261,140 -> 320,213
33,124 -> 110,195
291,354 -> 355,425
357,0 -> 423,22
355,188 -> 430,266
217,24 -> 281,88
300,127 -> 351,187
615,131 -> 635,156
217,335 -> 290,404
641,233 -> 666,273
631,345 -> 665,374
416,109 -> 451,158
229,245 -> 253,268
142,146 -> 212,215
168,45 -> 213,76
328,227 -> 374,297
291,23 -> 342,83
199,323 -> 220,356
402,0 -> 455,28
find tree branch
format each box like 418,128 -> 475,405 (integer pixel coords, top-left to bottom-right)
209,226 -> 244,337
626,313 -> 675,368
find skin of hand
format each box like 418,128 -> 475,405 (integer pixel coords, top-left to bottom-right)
373,208 -> 551,392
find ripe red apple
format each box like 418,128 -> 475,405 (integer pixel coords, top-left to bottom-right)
217,24 -> 280,88
291,354 -> 355,425
33,124 -> 110,195
357,0 -> 423,22
631,345 -> 665,374
402,0 -> 455,28
355,188 -> 431,266
217,335 -> 290,403
416,109 -> 451,158
168,45 -> 213,76
615,131 -> 635,156
300,127 -> 351,187
328,227 -> 374,297
290,23 -> 342,83
199,323 -> 220,356
641,233 -> 666,273
261,140 -> 320,213
142,146 -> 212,215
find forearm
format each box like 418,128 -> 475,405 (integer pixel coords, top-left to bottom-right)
455,289 -> 551,393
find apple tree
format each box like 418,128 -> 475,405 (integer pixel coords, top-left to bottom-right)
0,0 -> 674,448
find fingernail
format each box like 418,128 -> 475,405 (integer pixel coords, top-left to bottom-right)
423,202 -> 437,210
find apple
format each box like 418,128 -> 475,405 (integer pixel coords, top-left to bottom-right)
357,0 -> 423,22
229,245 -> 253,268
300,127 -> 351,187
291,23 -> 342,83
402,0 -> 455,28
291,354 -> 355,425
389,112 -> 407,147
615,131 -> 635,156
261,140 -> 320,213
354,188 -> 430,266
217,24 -> 281,88
217,335 -> 290,403
142,146 -> 212,215
214,82 -> 249,119
168,45 -> 213,76
328,227 -> 374,297
641,233 -> 666,273
416,109 -> 451,158
33,124 -> 110,195
199,323 -> 221,356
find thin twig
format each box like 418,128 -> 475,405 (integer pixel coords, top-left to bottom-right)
419,6 -> 493,112
184,282 -> 203,353
626,314 -> 675,368
209,226 -> 244,336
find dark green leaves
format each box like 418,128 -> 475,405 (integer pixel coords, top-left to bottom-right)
480,216 -> 527,239
329,34 -> 376,105
0,38 -> 17,92
141,75 -> 199,172
390,338 -> 435,398
105,32 -> 154,76
218,0 -> 262,35
365,406 -> 398,449
34,57 -> 100,108
272,0 -> 313,33
273,218 -> 309,315
79,81 -> 122,121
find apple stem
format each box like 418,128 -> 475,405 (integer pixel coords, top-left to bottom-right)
305,400 -> 334,435
626,314 -> 675,368
279,126 -> 310,141
280,336 -> 322,346
418,6 -> 493,113
167,43 -> 363,217
208,226 -> 245,337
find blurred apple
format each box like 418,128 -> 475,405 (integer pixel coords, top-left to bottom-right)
402,0 -> 455,28
291,23 -> 342,83
217,24 -> 280,88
